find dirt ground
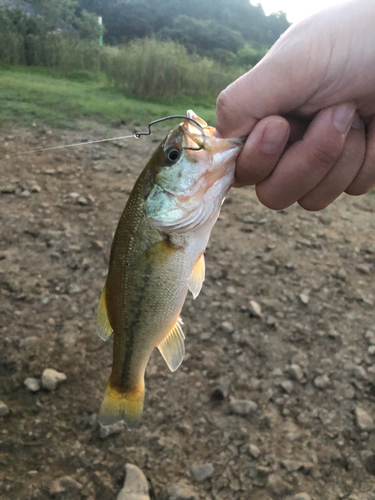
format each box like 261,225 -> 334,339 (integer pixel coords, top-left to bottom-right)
1,121 -> 375,500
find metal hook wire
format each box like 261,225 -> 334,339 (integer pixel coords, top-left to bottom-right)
134,115 -> 206,151
10,115 -> 207,156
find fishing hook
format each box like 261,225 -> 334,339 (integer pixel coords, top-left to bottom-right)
134,115 -> 206,151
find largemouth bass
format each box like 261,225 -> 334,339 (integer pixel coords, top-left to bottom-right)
96,110 -> 243,430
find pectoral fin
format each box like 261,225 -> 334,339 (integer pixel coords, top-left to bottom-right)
157,317 -> 185,372
96,286 -> 113,341
188,253 -> 205,299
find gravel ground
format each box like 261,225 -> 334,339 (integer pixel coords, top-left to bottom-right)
1,123 -> 375,500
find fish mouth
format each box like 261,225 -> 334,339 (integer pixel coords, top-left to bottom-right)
182,110 -> 245,154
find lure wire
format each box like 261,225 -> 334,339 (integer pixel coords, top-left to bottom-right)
10,115 -> 206,156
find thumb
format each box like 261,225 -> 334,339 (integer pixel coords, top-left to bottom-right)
215,50 -> 312,138
215,14 -> 328,139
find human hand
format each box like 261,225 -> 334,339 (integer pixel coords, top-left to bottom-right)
216,0 -> 375,210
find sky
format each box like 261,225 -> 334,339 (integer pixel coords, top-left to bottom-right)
258,0 -> 347,23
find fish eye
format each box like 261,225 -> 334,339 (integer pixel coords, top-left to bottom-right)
167,148 -> 180,162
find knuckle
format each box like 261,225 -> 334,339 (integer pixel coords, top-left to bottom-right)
310,139 -> 341,167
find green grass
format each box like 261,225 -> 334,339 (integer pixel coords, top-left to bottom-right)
0,66 -> 216,129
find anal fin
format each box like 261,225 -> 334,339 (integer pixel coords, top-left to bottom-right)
96,285 -> 113,341
157,317 -> 185,372
188,253 -> 205,299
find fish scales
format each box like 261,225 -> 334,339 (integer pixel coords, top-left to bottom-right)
96,110 -> 244,429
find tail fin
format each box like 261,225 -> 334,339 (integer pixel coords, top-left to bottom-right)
98,380 -> 144,431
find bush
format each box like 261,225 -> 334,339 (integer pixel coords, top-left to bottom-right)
103,38 -> 242,100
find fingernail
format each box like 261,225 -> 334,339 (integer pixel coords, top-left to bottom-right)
261,121 -> 289,154
333,103 -> 356,133
351,112 -> 362,129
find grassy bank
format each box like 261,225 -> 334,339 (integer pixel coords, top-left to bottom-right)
0,66 -> 217,129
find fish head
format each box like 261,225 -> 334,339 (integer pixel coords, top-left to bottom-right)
144,110 -> 244,233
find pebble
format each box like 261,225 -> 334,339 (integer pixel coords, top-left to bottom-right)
313,374 -> 330,390
337,268 -> 347,280
249,300 -> 263,318
220,321 -> 234,334
278,380 -> 294,394
211,379 -> 229,401
299,293 -> 309,305
24,377 -> 41,392
117,464 -> 150,500
356,264 -> 371,275
288,364 -> 304,382
50,476 -> 82,495
42,368 -> 67,390
0,401 -> 9,416
19,336 -> 38,349
292,494 -> 311,500
248,444 -> 261,459
266,474 -> 293,497
344,362 -> 367,380
99,421 -> 125,438
78,196 -> 88,205
190,463 -> 214,482
355,407 -> 374,431
161,483 -> 198,500
229,399 -> 258,416
367,345 -> 375,356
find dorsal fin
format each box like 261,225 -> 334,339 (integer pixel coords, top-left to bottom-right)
96,286 -> 113,341
157,318 -> 185,372
187,253 -> 205,299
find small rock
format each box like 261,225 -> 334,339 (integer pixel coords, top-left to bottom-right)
24,377 -> 41,392
356,264 -> 371,275
69,192 -> 80,199
298,293 -> 309,305
278,380 -> 294,394
288,364 -> 304,382
117,464 -> 150,500
50,476 -> 82,495
78,196 -> 88,205
368,346 -> 375,356
190,463 -> 214,482
211,379 -> 229,401
30,184 -> 41,193
161,483 -> 198,500
344,362 -> 367,380
266,316 -> 278,328
0,401 -> 9,416
266,473 -> 293,497
229,399 -> 258,416
20,189 -> 31,197
249,300 -> 263,318
281,459 -> 300,472
292,494 -> 311,500
337,268 -> 347,280
0,184 -> 16,193
92,239 -> 104,250
248,444 -> 261,459
313,374 -> 330,390
363,453 -> 375,476
355,407 -> 374,431
99,421 -> 125,438
19,336 -> 38,349
220,321 -> 234,334
42,368 -> 67,391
